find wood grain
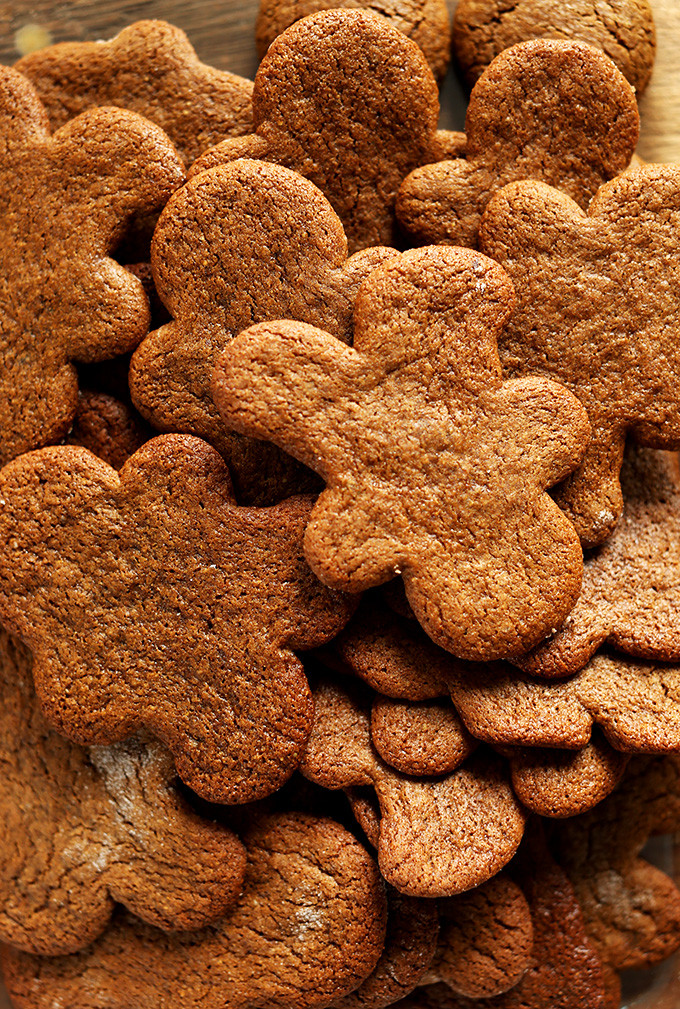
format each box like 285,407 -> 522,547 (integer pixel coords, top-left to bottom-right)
638,0 -> 680,163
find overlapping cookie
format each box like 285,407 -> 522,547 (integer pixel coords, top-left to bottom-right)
452,0 -> 655,92
0,436 -> 353,804
301,676 -> 527,897
1,812 -> 387,1009
129,158 -> 396,504
15,20 -> 253,166
190,10 -> 445,251
256,0 -> 451,81
396,40 -> 639,248
213,247 -> 591,661
0,628 -> 247,955
0,65 -> 184,468
481,169 -> 680,546
65,390 -> 151,470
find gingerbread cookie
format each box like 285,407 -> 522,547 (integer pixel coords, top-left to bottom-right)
65,390 -> 151,470
481,168 -> 680,546
0,627 -> 246,956
0,65 -> 183,468
129,158 -> 395,505
396,39 -> 638,249
301,676 -> 527,896
0,436 -> 353,804
190,10 -> 443,251
1,812 -> 387,1009
371,698 -> 476,777
452,0 -> 655,93
214,246 -> 591,661
521,448 -> 680,675
256,0 -> 451,81
15,20 -> 253,166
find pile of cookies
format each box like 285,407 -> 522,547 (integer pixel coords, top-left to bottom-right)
1,2 -> 679,1007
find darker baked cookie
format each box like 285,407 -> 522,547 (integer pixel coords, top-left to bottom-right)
65,390 -> 151,470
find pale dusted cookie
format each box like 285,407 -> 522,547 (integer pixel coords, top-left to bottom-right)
0,628 -> 247,956
0,436 -> 353,805
452,0 -> 655,93
396,40 -> 638,249
16,20 -> 253,166
213,247 -> 590,662
0,65 -> 183,467
256,0 -> 451,80
1,813 -> 388,1009
481,172 -> 680,547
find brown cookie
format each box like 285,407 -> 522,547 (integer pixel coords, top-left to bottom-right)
520,448 -> 680,675
0,66 -> 184,468
129,158 -> 395,505
65,390 -> 151,470
371,697 -> 476,777
301,676 -> 527,897
480,169 -> 680,547
15,20 -> 253,166
1,812 -> 387,1009
333,886 -> 439,1008
213,246 -> 591,662
189,10 -> 443,251
0,436 -> 353,804
452,0 -> 655,93
426,875 -> 534,998
0,628 -> 247,956
256,0 -> 451,81
396,39 -> 638,249
552,755 -> 680,971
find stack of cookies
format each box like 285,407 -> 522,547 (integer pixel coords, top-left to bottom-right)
0,4 -> 679,1007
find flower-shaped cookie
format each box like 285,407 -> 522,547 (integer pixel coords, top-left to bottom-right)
0,65 -> 184,467
190,10 -> 442,251
129,158 -> 395,504
521,448 -> 680,675
0,436 -> 353,804
0,629 -> 246,956
15,20 -> 253,166
396,39 -> 638,249
1,812 -> 387,1009
480,168 -> 680,546
214,246 -> 590,661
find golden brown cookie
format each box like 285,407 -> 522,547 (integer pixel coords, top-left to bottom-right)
15,20 -> 253,166
0,628 -> 247,956
521,448 -> 680,675
1,812 -> 388,1009
0,436 -> 353,804
370,697 -> 476,777
213,246 -> 591,662
452,0 -> 655,93
65,390 -> 151,470
129,158 -> 395,505
190,10 -> 443,251
301,676 -> 527,897
480,170 -> 680,547
396,39 -> 638,249
256,0 -> 451,80
0,65 -> 183,468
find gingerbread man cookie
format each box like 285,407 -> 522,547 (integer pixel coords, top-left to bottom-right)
65,390 -> 151,470
0,65 -> 183,468
214,247 -> 591,661
0,436 -> 353,804
396,39 -> 638,249
16,20 -> 253,166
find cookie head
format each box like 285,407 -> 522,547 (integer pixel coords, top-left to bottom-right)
214,245 -> 591,661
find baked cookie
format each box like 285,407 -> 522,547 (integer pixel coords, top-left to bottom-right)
129,158 -> 395,505
371,697 -> 476,777
481,170 -> 680,546
15,20 -> 253,166
256,0 -> 451,81
1,812 -> 387,1009
0,65 -> 183,468
452,0 -> 655,93
0,436 -> 353,804
65,390 -> 151,470
396,39 -> 638,248
189,10 -> 443,251
213,246 -> 591,661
